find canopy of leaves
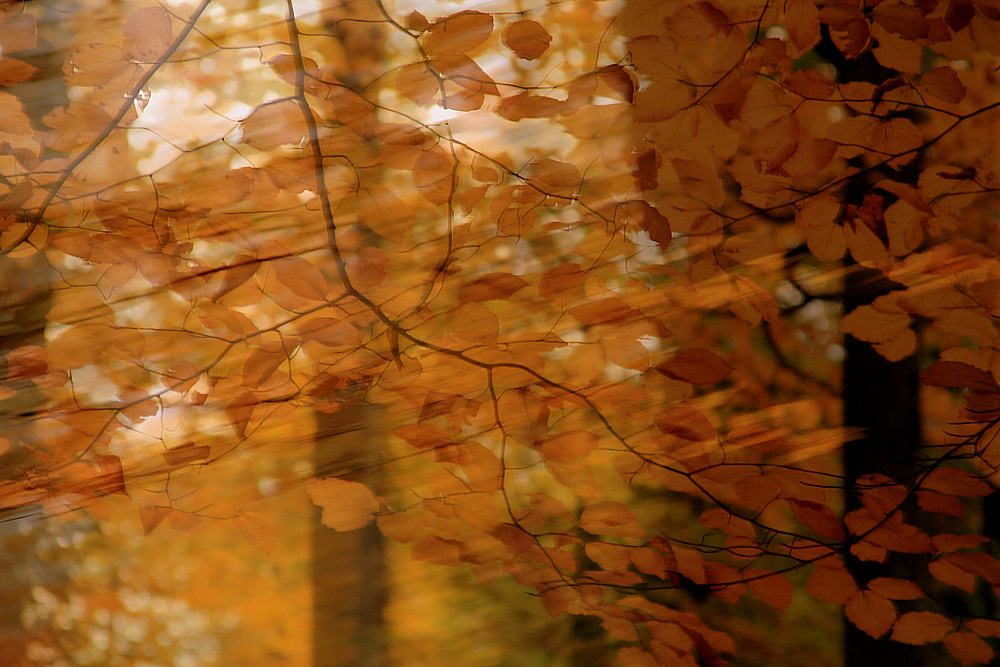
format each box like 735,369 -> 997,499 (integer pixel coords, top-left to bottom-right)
3,0 -> 1000,664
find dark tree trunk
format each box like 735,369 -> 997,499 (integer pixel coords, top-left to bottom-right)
842,268 -> 927,667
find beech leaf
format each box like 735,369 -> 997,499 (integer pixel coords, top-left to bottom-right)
423,11 -> 493,57
504,20 -> 552,60
891,611 -> 954,645
846,589 -> 896,639
657,349 -> 733,385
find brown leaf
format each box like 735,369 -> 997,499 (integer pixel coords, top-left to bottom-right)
919,66 -> 966,104
162,443 -> 212,468
503,19 -> 552,60
657,349 -> 733,385
458,272 -> 528,303
920,360 -> 999,393
621,200 -> 671,250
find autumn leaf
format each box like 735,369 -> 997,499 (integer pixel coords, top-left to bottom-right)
503,20 -> 552,60
458,272 -> 528,303
656,349 -> 733,385
579,501 -> 644,538
122,6 -> 172,61
240,100 -> 309,151
306,478 -> 380,531
920,360 -> 999,393
919,66 -> 967,104
621,200 -> 671,250
805,564 -> 857,604
944,632 -> 994,665
845,589 -> 896,639
891,611 -> 954,645
422,11 -> 493,57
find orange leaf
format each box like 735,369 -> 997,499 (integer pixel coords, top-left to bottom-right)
968,619 -> 1000,639
234,512 -> 277,554
240,100 -> 309,151
670,545 -> 707,585
539,263 -> 585,307
138,504 -> 172,536
579,501 -> 644,538
569,297 -> 637,326
891,611 -> 954,645
225,392 -> 258,438
446,303 -> 499,344
497,91 -> 564,121
0,57 -> 37,86
656,406 -> 715,441
867,577 -> 923,600
747,571 -> 793,611
162,443 -> 211,468
423,11 -> 493,57
306,477 -> 379,531
503,19 -> 552,60
413,146 -> 454,205
922,466 -> 993,497
272,256 -> 329,302
805,565 -> 857,604
538,431 -> 599,463
411,535 -> 464,565
944,632 -> 994,665
846,589 -> 895,639
455,441 -> 502,493
394,423 -> 452,450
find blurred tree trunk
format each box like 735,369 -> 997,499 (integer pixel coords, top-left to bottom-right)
311,4 -> 389,664
313,404 -> 387,667
0,1 -> 75,661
